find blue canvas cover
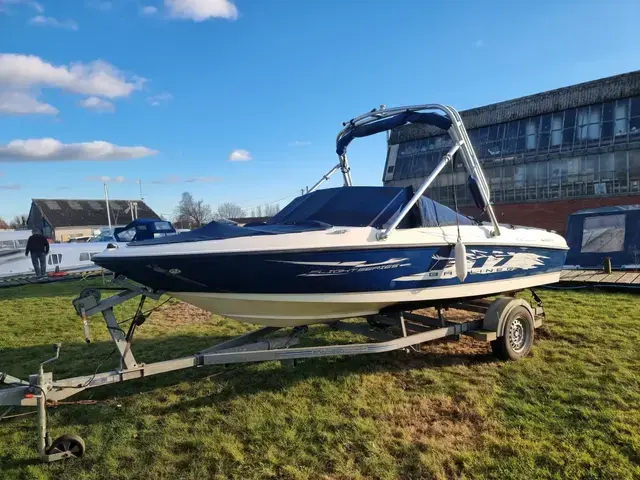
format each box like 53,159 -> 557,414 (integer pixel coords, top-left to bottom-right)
132,186 -> 473,246
565,205 -> 640,268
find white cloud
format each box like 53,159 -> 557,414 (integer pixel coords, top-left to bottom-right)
147,92 -> 172,106
141,5 -> 158,15
165,0 -> 238,21
0,183 -> 21,190
2,0 -> 43,13
0,139 -> 158,162
151,175 -> 222,184
288,140 -> 311,147
29,15 -> 79,30
0,91 -> 58,115
473,39 -> 485,48
85,175 -> 127,183
228,149 -> 251,161
79,96 -> 115,113
0,54 -> 145,99
185,176 -> 221,183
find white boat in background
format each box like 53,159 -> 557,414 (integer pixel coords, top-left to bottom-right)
0,230 -> 30,258
0,219 -> 178,279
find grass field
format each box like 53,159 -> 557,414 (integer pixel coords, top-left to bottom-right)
0,280 -> 639,480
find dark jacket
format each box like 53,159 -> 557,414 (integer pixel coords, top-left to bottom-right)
25,234 -> 50,256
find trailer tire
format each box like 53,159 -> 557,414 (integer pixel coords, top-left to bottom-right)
490,305 -> 534,361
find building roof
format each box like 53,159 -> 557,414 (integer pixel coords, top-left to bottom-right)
571,204 -> 640,216
390,70 -> 640,144
31,199 -> 160,228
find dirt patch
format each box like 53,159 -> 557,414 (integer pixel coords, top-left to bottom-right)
412,307 -> 483,323
149,300 -> 213,326
379,394 -> 489,450
419,334 -> 491,357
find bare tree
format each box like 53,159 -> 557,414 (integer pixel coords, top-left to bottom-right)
174,192 -> 213,228
215,202 -> 245,220
9,214 -> 28,229
255,205 -> 263,217
0,217 -> 9,229
264,203 -> 280,217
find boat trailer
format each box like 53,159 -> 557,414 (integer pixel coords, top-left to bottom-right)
0,277 -> 545,462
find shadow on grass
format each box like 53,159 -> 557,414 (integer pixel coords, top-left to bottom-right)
1,330 -> 498,419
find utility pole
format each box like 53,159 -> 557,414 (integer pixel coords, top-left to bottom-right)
104,182 -> 112,230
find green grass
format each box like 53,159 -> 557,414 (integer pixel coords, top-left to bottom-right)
0,280 -> 639,480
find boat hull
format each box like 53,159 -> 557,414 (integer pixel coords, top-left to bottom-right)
95,244 -> 567,327
171,271 -> 560,327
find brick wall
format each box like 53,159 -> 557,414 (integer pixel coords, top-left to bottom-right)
461,195 -> 640,235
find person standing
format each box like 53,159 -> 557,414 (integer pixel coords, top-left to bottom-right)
25,229 -> 50,277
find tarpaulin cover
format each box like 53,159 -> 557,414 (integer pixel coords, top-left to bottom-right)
336,112 -> 452,156
133,186 -> 473,246
565,205 -> 640,268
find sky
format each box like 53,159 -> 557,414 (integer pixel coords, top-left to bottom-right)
0,0 -> 639,222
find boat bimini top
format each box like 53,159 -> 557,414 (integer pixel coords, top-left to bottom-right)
315,104 -> 502,239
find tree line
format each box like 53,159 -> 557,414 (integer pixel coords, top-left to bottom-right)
0,214 -> 28,230
173,192 -> 280,228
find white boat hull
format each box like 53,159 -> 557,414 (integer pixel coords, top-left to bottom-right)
171,271 -> 560,327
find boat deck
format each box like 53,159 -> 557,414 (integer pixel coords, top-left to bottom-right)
559,269 -> 640,288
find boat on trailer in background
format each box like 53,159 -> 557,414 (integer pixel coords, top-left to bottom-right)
0,219 -> 178,280
1,104 -> 567,463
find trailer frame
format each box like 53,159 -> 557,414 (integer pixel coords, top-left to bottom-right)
0,277 -> 544,462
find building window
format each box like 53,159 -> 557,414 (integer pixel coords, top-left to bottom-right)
588,104 -> 602,142
615,99 -> 628,141
614,151 -> 628,192
630,96 -> 640,141
576,107 -> 590,144
550,112 -> 563,149
525,118 -> 538,151
630,150 -> 640,192
601,102 -> 614,144
562,109 -> 576,150
581,214 -> 625,253
538,115 -> 551,153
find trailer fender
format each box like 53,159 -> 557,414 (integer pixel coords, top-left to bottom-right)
482,297 -> 534,337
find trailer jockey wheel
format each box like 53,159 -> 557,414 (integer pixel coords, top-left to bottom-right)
46,434 -> 86,458
79,288 -> 101,304
491,306 -> 534,361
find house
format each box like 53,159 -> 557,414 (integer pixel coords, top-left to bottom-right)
27,199 -> 161,242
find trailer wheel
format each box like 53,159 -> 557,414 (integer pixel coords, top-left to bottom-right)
491,306 -> 534,361
46,434 -> 86,458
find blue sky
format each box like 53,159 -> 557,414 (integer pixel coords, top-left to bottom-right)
0,0 -> 639,221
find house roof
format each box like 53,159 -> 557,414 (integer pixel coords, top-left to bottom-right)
31,199 -> 161,228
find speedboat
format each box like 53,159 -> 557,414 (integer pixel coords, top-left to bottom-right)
93,104 -> 568,327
